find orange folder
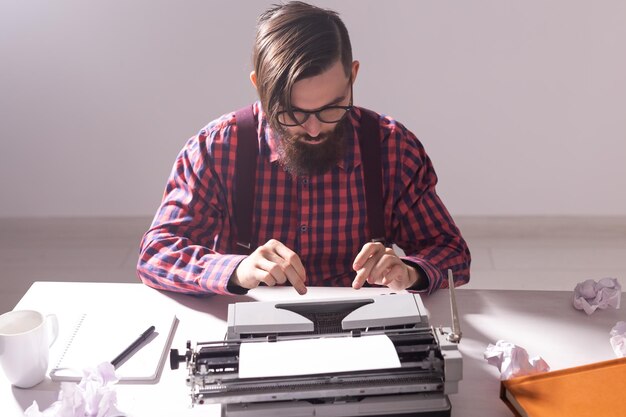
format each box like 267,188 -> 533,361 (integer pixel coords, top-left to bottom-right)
500,357 -> 626,417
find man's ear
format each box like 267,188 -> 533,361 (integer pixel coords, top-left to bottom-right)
351,60 -> 360,83
250,71 -> 258,89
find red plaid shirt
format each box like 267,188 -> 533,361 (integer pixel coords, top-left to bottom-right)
137,102 -> 470,295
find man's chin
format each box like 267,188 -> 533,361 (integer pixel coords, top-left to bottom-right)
278,138 -> 343,176
278,123 -> 346,176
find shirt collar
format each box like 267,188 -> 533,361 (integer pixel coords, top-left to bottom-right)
257,102 -> 363,172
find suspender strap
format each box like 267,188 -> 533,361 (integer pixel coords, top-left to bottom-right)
233,105 -> 258,254
359,109 -> 386,243
233,106 -> 385,254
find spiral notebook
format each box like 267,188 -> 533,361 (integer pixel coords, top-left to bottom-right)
48,311 -> 178,383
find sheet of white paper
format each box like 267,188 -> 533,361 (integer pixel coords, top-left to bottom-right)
238,334 -> 400,378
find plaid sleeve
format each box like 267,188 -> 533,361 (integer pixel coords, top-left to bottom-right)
136,128 -> 245,295
386,122 -> 471,294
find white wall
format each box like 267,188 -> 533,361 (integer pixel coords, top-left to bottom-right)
1,0 -> 625,217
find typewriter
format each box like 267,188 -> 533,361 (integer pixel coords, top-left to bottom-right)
171,274 -> 463,417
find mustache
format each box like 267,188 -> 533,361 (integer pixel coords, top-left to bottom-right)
285,131 -> 332,143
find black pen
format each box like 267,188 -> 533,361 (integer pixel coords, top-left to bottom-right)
111,325 -> 156,368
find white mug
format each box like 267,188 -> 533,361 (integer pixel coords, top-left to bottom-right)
0,310 -> 59,388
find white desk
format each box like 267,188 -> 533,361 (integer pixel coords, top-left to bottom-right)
1,282 -> 624,417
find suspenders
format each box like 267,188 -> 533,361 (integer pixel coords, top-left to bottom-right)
233,105 -> 258,254
233,105 -> 385,255
358,108 -> 385,243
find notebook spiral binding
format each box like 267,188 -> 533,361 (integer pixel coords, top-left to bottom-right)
53,313 -> 86,370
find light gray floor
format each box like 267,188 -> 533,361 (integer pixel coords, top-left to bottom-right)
1,216 -> 626,313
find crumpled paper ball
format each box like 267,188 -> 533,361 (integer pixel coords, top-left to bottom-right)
24,362 -> 127,417
573,278 -> 621,315
484,340 -> 550,380
610,321 -> 626,358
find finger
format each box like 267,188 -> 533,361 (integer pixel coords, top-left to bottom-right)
354,252 -> 386,288
257,250 -> 307,295
352,264 -> 372,290
233,253 -> 276,289
381,264 -> 409,289
352,242 -> 386,288
254,267 -> 278,287
256,256 -> 288,285
352,267 -> 368,289
352,242 -> 385,270
362,250 -> 388,285
271,241 -> 307,295
281,264 -> 308,294
369,252 -> 400,280
370,254 -> 406,285
354,255 -> 404,290
272,242 -> 306,280
258,241 -> 300,282
258,252 -> 307,295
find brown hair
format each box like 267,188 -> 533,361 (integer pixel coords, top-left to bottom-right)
253,1 -> 353,130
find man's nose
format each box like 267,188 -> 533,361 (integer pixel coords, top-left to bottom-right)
302,116 -> 322,138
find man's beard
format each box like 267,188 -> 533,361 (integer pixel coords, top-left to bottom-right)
277,122 -> 346,177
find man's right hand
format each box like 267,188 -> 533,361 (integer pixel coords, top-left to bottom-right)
231,239 -> 308,295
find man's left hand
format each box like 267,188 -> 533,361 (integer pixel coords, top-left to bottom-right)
352,242 -> 419,291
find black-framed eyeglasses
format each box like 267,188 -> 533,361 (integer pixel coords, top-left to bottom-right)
276,82 -> 353,127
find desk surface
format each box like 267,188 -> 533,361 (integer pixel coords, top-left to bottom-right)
2,282 -> 624,417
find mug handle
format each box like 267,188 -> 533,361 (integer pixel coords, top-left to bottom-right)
45,314 -> 59,346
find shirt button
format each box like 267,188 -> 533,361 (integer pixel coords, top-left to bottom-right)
302,178 -> 309,186
300,224 -> 308,233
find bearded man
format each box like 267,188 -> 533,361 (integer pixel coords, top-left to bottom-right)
137,1 -> 471,296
